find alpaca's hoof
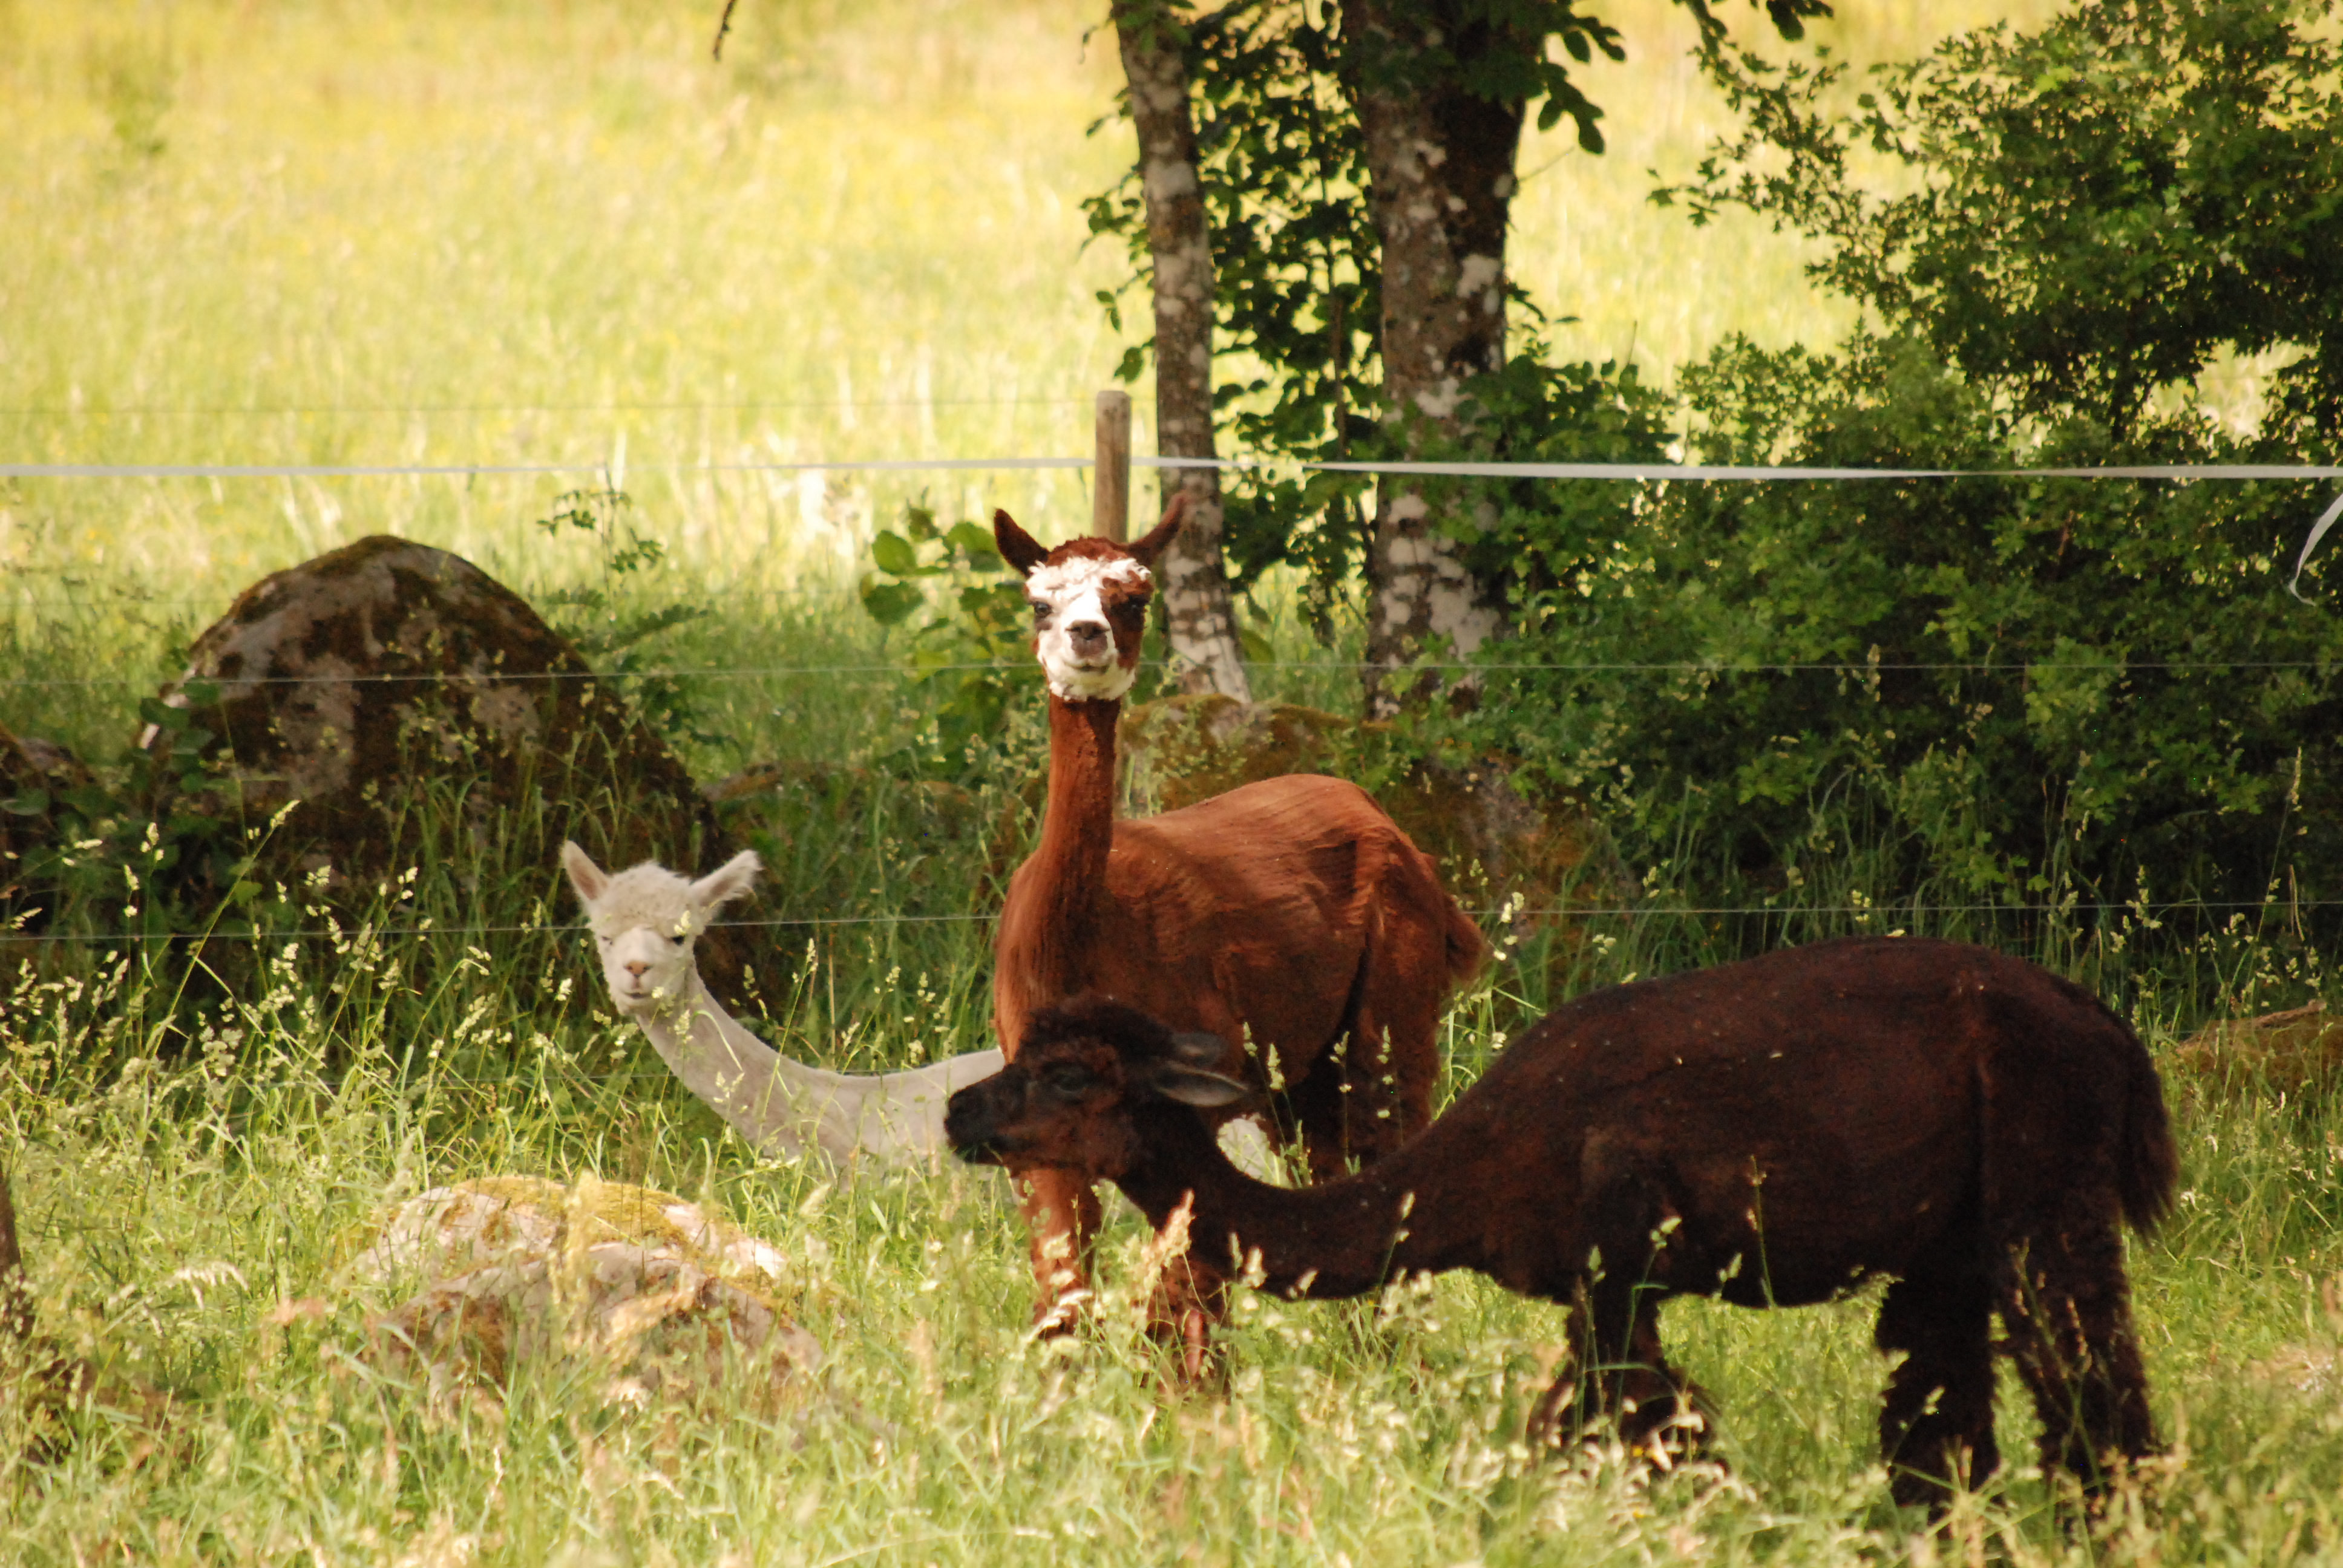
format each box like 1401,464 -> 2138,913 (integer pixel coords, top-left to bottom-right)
1029,1288 -> 1094,1339
1140,1302 -> 1227,1391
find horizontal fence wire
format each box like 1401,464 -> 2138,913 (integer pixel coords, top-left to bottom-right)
0,397 -> 1123,415
13,454 -> 1050,474
4,597 -> 837,613
11,456 -> 2343,480
2,901 -> 2318,947
4,658 -> 2342,690
8,449 -> 2340,594
5,452 -> 2338,956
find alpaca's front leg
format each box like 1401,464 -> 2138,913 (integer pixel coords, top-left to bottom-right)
1019,1168 -> 1102,1333
1531,1273 -> 1712,1463
1146,1255 -> 1230,1387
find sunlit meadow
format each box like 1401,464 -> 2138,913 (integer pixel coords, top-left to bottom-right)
3,1 -> 2340,1564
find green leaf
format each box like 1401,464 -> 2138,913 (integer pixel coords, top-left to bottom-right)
2,789 -> 50,817
138,696 -> 191,731
945,521 -> 1001,563
61,782 -> 114,817
859,577 -> 925,627
870,529 -> 922,577
902,506 -> 940,543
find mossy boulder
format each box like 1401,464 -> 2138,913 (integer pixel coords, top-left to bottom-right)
139,534 -> 766,998
2172,1002 -> 2343,1097
344,1175 -> 820,1415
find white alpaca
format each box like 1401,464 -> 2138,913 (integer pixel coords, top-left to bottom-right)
560,841 -> 1005,1172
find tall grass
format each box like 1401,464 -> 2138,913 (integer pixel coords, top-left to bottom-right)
2,0 -> 2082,618
5,839 -> 2342,1566
7,540 -> 2338,1560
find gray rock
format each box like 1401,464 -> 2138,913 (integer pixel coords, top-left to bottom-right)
143,534 -> 765,999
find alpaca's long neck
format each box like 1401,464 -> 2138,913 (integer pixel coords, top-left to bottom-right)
1017,695 -> 1122,999
636,969 -> 1003,1166
636,972 -> 847,1161
1115,1108 -> 1484,1299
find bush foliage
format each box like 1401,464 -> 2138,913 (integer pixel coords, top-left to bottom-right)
1440,0 -> 2343,917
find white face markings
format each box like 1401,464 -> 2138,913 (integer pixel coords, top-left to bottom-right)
1024,554 -> 1152,702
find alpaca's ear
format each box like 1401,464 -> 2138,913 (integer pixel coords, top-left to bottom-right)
994,509 -> 1050,577
1169,1030 -> 1227,1068
689,849 -> 761,910
1125,491 -> 1189,569
560,840 -> 610,906
1144,1060 -> 1256,1110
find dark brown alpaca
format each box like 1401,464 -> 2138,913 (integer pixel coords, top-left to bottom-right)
947,937 -> 2176,1509
991,497 -> 1485,1330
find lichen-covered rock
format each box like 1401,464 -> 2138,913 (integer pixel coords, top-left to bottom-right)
2173,1002 -> 2343,1096
347,1175 -> 819,1414
140,534 -> 764,996
1119,693 -> 1611,921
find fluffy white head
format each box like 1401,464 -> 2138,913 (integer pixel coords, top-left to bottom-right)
560,841 -> 758,1018
1025,555 -> 1152,702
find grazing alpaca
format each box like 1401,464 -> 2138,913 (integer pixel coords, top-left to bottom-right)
947,938 -> 2177,1509
561,841 -> 1004,1171
990,498 -> 1486,1320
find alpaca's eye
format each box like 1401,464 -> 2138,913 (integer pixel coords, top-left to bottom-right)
1043,1063 -> 1094,1094
1028,599 -> 1050,622
670,934 -> 687,946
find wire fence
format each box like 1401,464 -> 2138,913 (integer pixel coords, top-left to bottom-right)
11,655 -> 2343,690
10,443 -> 2342,595
0,397 -> 1119,416
3,900 -> 2319,950
11,454 -> 2343,481
7,446 -> 2343,958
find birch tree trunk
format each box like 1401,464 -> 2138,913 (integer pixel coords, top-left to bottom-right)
1342,0 -> 1527,717
1114,0 -> 1254,702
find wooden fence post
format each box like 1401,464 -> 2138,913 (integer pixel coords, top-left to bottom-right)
1093,390 -> 1132,543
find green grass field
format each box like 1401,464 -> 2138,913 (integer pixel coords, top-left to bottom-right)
5,1 -> 2342,1563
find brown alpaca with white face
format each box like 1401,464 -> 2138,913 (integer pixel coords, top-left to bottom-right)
989,496 -> 1486,1338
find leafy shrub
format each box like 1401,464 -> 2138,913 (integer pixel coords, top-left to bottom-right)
1446,0 -> 2343,920
533,487 -> 713,747
1462,336 -> 2343,912
857,503 -> 1044,778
